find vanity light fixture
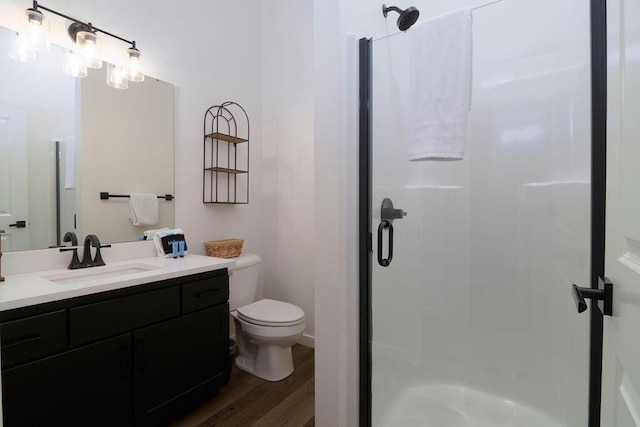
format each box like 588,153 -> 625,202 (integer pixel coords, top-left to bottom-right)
9,4 -> 49,62
107,63 -> 128,89
70,23 -> 102,69
63,49 -> 87,78
9,31 -> 37,62
124,45 -> 144,82
10,1 -> 145,87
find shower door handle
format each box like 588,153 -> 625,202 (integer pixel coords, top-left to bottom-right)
572,277 -> 613,315
377,220 -> 393,267
377,198 -> 404,267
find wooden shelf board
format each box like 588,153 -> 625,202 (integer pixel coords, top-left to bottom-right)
203,201 -> 249,205
205,132 -> 248,144
205,167 -> 248,175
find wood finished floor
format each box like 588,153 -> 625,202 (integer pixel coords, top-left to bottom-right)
171,344 -> 315,427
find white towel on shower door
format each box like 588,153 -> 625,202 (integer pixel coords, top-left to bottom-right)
408,8 -> 472,161
128,193 -> 159,226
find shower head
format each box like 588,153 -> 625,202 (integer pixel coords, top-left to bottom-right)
382,4 -> 420,31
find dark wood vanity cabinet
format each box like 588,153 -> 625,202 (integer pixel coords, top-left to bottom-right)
3,334 -> 132,426
0,269 -> 230,427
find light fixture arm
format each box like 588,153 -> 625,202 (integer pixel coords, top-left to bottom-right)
31,0 -> 137,49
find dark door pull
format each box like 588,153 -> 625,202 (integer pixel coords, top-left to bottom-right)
119,344 -> 131,379
572,277 -> 613,316
136,339 -> 146,371
1,334 -> 41,349
377,220 -> 393,267
194,289 -> 221,298
8,221 -> 26,228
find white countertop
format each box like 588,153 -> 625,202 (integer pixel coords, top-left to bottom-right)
0,254 -> 235,312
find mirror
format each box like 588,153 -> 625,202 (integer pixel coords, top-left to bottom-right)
0,25 -> 174,252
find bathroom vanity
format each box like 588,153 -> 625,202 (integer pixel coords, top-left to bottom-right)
0,254 -> 233,426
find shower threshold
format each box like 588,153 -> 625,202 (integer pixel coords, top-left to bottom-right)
379,384 -> 564,427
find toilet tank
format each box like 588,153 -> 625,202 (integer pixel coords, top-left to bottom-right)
228,253 -> 262,311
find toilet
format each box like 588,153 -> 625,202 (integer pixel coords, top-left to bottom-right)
229,253 -> 306,381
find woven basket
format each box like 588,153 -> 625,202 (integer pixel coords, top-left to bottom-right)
204,239 -> 244,258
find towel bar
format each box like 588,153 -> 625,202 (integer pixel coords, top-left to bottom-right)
100,192 -> 174,201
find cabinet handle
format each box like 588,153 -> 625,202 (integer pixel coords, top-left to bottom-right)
136,339 -> 146,371
1,334 -> 41,349
194,289 -> 221,298
119,344 -> 130,379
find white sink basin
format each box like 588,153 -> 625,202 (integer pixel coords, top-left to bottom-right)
43,263 -> 162,285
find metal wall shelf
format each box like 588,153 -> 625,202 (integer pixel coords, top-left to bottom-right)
203,102 -> 249,204
204,133 -> 248,145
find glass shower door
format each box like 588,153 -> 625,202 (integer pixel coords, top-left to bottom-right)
368,2 -> 591,426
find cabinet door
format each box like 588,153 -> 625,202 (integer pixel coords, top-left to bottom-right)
133,303 -> 228,425
1,309 -> 67,368
2,334 -> 132,427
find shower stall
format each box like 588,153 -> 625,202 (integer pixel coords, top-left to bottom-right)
359,1 -> 600,425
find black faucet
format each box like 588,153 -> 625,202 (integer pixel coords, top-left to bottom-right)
63,231 -> 78,247
59,232 -> 82,269
60,234 -> 111,269
81,234 -> 111,268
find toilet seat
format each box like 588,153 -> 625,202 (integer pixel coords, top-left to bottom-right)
237,299 -> 305,327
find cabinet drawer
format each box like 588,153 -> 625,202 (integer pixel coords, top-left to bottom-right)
1,310 -> 67,368
70,287 -> 180,347
181,275 -> 229,314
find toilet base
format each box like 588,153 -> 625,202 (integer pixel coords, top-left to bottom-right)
236,344 -> 294,382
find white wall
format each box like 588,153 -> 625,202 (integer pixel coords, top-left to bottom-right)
261,0 -> 316,344
313,0 -> 359,425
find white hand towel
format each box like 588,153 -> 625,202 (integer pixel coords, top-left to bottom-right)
408,8 -> 472,161
144,227 -> 170,240
128,193 -> 159,226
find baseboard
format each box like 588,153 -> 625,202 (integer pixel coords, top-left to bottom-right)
297,333 -> 315,348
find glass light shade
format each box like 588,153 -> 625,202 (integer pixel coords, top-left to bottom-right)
63,50 -> 88,78
124,47 -> 144,82
10,8 -> 50,63
26,8 -> 44,25
76,30 -> 102,69
9,32 -> 37,62
23,8 -> 50,53
107,63 -> 128,89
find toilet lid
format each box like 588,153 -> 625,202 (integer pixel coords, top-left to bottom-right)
237,299 -> 305,326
